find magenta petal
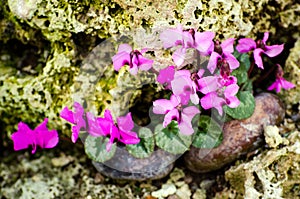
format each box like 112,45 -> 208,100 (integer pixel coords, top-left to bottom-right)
224,84 -> 239,97
179,106 -> 200,135
106,140 -> 113,152
236,38 -> 256,53
153,98 -> 176,114
198,76 -> 219,94
200,92 -> 225,115
176,106 -> 199,135
224,84 -> 240,108
221,38 -> 235,53
197,69 -> 205,79
11,122 -> 34,151
226,96 -> 240,108
172,47 -> 186,66
60,106 -> 75,124
97,118 -> 113,136
182,31 -> 195,48
117,112 -> 134,132
119,130 -> 140,145
280,78 -> 295,90
178,120 -> 194,135
103,109 -> 114,122
86,112 -> 105,137
111,125 -> 120,140
262,32 -> 269,44
253,48 -> 264,69
35,118 -> 59,149
136,55 -> 153,71
163,108 -> 179,127
160,26 -> 183,48
71,126 -> 80,143
157,65 -> 175,85
264,44 -> 284,57
37,129 -> 59,149
34,118 -> 49,132
218,75 -> 237,87
112,51 -> 130,71
153,99 -> 173,114
182,106 -> 200,118
72,102 -> 86,141
118,44 -> 132,53
224,53 -> 240,70
200,93 -> 215,110
128,64 -> 138,75
267,81 -> 279,92
171,73 -> 192,97
194,31 -> 215,55
268,78 -> 295,93
98,109 -> 115,136
207,52 -> 222,74
175,69 -> 191,77
190,92 -> 199,105
177,93 -> 190,105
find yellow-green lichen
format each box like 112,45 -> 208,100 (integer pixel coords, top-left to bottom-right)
1,0 -> 299,145
222,130 -> 300,198
281,38 -> 300,105
0,150 -> 157,198
0,48 -> 78,136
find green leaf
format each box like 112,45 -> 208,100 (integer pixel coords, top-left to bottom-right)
192,115 -> 223,148
84,136 -> 116,162
232,53 -> 251,85
126,127 -> 155,158
154,121 -> 192,154
224,91 -> 255,120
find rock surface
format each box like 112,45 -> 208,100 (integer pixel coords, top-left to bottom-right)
1,0 -> 298,139
92,147 -> 178,181
184,92 -> 285,173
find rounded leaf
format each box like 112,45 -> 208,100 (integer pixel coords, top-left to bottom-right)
84,135 -> 116,163
154,121 -> 191,154
126,127 -> 154,158
224,91 -> 255,119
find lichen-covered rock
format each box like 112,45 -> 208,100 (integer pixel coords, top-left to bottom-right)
1,0 -> 299,145
0,149 -> 158,198
281,38 -> 300,105
184,93 -> 285,173
0,49 -> 78,136
223,130 -> 300,198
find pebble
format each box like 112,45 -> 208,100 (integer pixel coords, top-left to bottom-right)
184,93 -> 285,173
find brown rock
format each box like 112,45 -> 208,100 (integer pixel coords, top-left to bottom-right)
184,92 -> 285,173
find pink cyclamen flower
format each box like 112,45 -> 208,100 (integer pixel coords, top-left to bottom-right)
153,94 -> 200,135
198,75 -> 240,115
112,44 -> 153,75
267,64 -> 295,93
160,25 -> 215,66
60,102 -> 87,143
157,65 -> 176,89
207,38 -> 240,74
11,118 -> 59,154
236,32 -> 284,69
171,69 -> 204,105
98,110 -> 140,151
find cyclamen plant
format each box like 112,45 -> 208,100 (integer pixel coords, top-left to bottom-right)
11,25 -> 295,161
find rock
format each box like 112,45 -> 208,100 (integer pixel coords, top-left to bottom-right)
92,147 -> 177,181
281,38 -> 300,105
184,92 -> 285,173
